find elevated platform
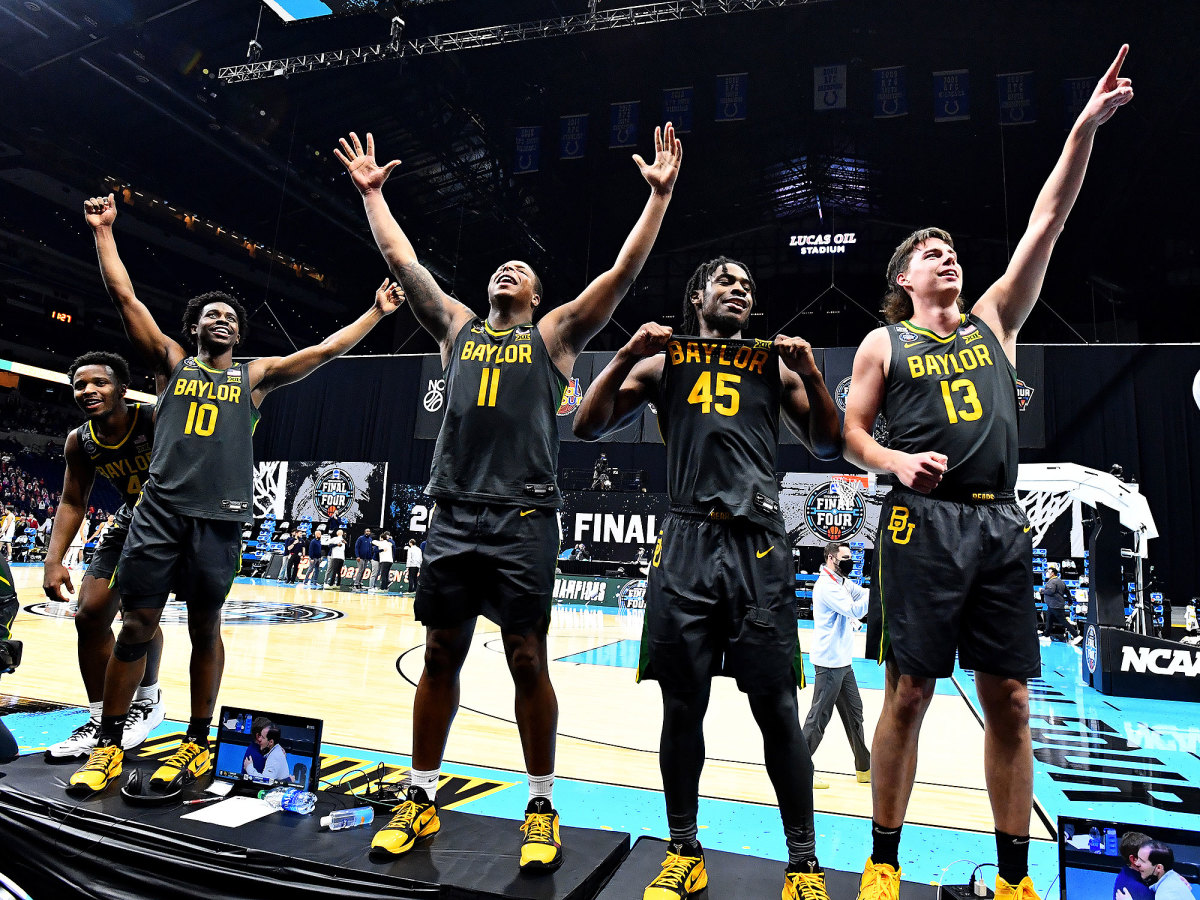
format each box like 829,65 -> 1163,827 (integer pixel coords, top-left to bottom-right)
597,836 -> 938,899
0,753 -> 629,900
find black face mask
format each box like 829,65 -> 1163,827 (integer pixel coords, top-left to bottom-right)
836,558 -> 855,577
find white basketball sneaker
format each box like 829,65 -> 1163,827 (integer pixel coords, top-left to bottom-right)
123,689 -> 166,749
46,719 -> 100,759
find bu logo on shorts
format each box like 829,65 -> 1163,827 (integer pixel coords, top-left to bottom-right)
887,506 -> 915,545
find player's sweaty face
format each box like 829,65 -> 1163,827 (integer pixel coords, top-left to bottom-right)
73,365 -> 123,418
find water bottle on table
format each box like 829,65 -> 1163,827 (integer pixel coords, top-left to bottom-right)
321,806 -> 374,831
259,786 -> 317,815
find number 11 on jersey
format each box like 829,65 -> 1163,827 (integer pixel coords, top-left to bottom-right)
477,367 -> 501,407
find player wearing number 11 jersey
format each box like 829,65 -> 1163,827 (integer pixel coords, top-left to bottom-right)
337,124 -> 681,870
574,257 -> 841,900
843,45 -> 1134,900
70,192 -> 402,797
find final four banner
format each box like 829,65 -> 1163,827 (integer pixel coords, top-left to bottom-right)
933,69 -> 970,122
609,101 -> 640,148
662,87 -> 694,133
559,489 -> 670,560
715,73 -> 748,121
559,114 -> 588,160
779,472 -> 884,549
813,65 -> 847,111
514,126 -> 541,174
253,460 -> 387,528
872,66 -> 908,118
997,71 -> 1036,125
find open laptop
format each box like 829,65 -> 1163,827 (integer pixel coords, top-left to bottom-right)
213,705 -> 323,794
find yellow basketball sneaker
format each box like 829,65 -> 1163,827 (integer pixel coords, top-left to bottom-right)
68,744 -> 123,794
784,867 -> 831,900
995,875 -> 1041,899
150,739 -> 211,791
644,843 -> 707,899
856,858 -> 901,900
370,787 -> 440,857
519,797 -> 563,872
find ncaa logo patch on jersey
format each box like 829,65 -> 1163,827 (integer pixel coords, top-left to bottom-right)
834,375 -> 853,412
1015,378 -> 1034,411
184,358 -> 199,370
557,377 -> 583,416
895,327 -> 919,343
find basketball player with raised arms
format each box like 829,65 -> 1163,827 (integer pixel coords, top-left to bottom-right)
843,47 -> 1133,900
43,351 -> 165,759
69,192 -> 404,795
336,125 -> 681,871
573,257 -> 841,900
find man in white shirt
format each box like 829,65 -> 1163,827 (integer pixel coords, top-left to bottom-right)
0,506 -> 15,561
326,530 -> 347,589
405,539 -> 423,594
243,722 -> 293,783
803,541 -> 871,788
373,531 -> 396,592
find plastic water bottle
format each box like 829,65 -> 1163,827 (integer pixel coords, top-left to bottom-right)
321,806 -> 375,831
1089,826 -> 1102,853
259,787 -> 317,815
1105,828 -> 1118,856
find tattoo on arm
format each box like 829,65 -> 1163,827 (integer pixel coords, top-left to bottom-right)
395,262 -> 448,322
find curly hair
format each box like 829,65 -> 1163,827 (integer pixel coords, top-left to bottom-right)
881,227 -> 964,324
680,256 -> 756,335
181,291 -> 249,344
68,351 -> 131,386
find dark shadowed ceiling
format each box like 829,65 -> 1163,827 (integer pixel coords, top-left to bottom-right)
2,0 -> 1197,390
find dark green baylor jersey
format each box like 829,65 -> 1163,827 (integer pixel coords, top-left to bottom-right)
146,357 -> 258,521
72,402 -> 154,508
426,319 -> 569,508
882,313 -> 1020,495
658,336 -> 783,529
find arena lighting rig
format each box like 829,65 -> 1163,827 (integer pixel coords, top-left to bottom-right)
219,0 -> 831,83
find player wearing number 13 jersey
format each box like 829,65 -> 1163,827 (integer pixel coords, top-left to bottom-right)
70,191 -> 401,798
338,124 -> 681,869
574,257 -> 841,900
843,45 -> 1134,900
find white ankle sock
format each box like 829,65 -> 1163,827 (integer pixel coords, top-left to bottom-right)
88,701 -> 103,722
135,682 -> 159,702
409,767 -> 440,801
528,771 -> 554,804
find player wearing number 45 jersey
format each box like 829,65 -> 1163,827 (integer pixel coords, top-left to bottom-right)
43,352 -> 165,759
69,192 -> 403,797
844,46 -> 1134,900
337,125 -> 681,871
575,257 -> 841,900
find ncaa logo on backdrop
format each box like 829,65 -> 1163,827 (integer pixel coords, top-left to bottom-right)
835,376 -> 853,412
557,377 -> 583,416
316,467 -> 355,516
617,579 -> 647,610
423,378 -> 445,413
1085,625 -> 1099,675
804,481 -> 866,542
1015,378 -> 1034,412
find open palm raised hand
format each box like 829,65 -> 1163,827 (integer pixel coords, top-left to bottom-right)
632,122 -> 683,196
334,132 -> 401,195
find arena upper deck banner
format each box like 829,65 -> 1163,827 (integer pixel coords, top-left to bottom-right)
559,489 -> 670,560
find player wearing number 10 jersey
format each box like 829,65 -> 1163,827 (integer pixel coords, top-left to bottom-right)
574,257 -> 841,900
337,124 -> 681,870
69,192 -> 402,798
843,46 -> 1134,900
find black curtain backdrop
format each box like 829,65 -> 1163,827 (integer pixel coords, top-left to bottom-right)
253,346 -> 1200,601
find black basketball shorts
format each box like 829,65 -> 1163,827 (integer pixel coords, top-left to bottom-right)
115,488 -> 243,610
414,500 -> 559,634
638,513 -> 804,694
866,488 -> 1039,680
85,503 -> 134,583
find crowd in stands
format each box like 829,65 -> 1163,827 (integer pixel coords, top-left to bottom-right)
1,388 -> 79,439
0,453 -> 118,561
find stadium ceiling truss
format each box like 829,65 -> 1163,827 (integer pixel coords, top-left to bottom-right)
219,0 -> 830,83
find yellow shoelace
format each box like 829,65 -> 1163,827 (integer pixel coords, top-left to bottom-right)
650,852 -> 698,888
386,799 -> 426,830
81,746 -> 120,772
520,812 -> 555,843
787,871 -> 830,900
